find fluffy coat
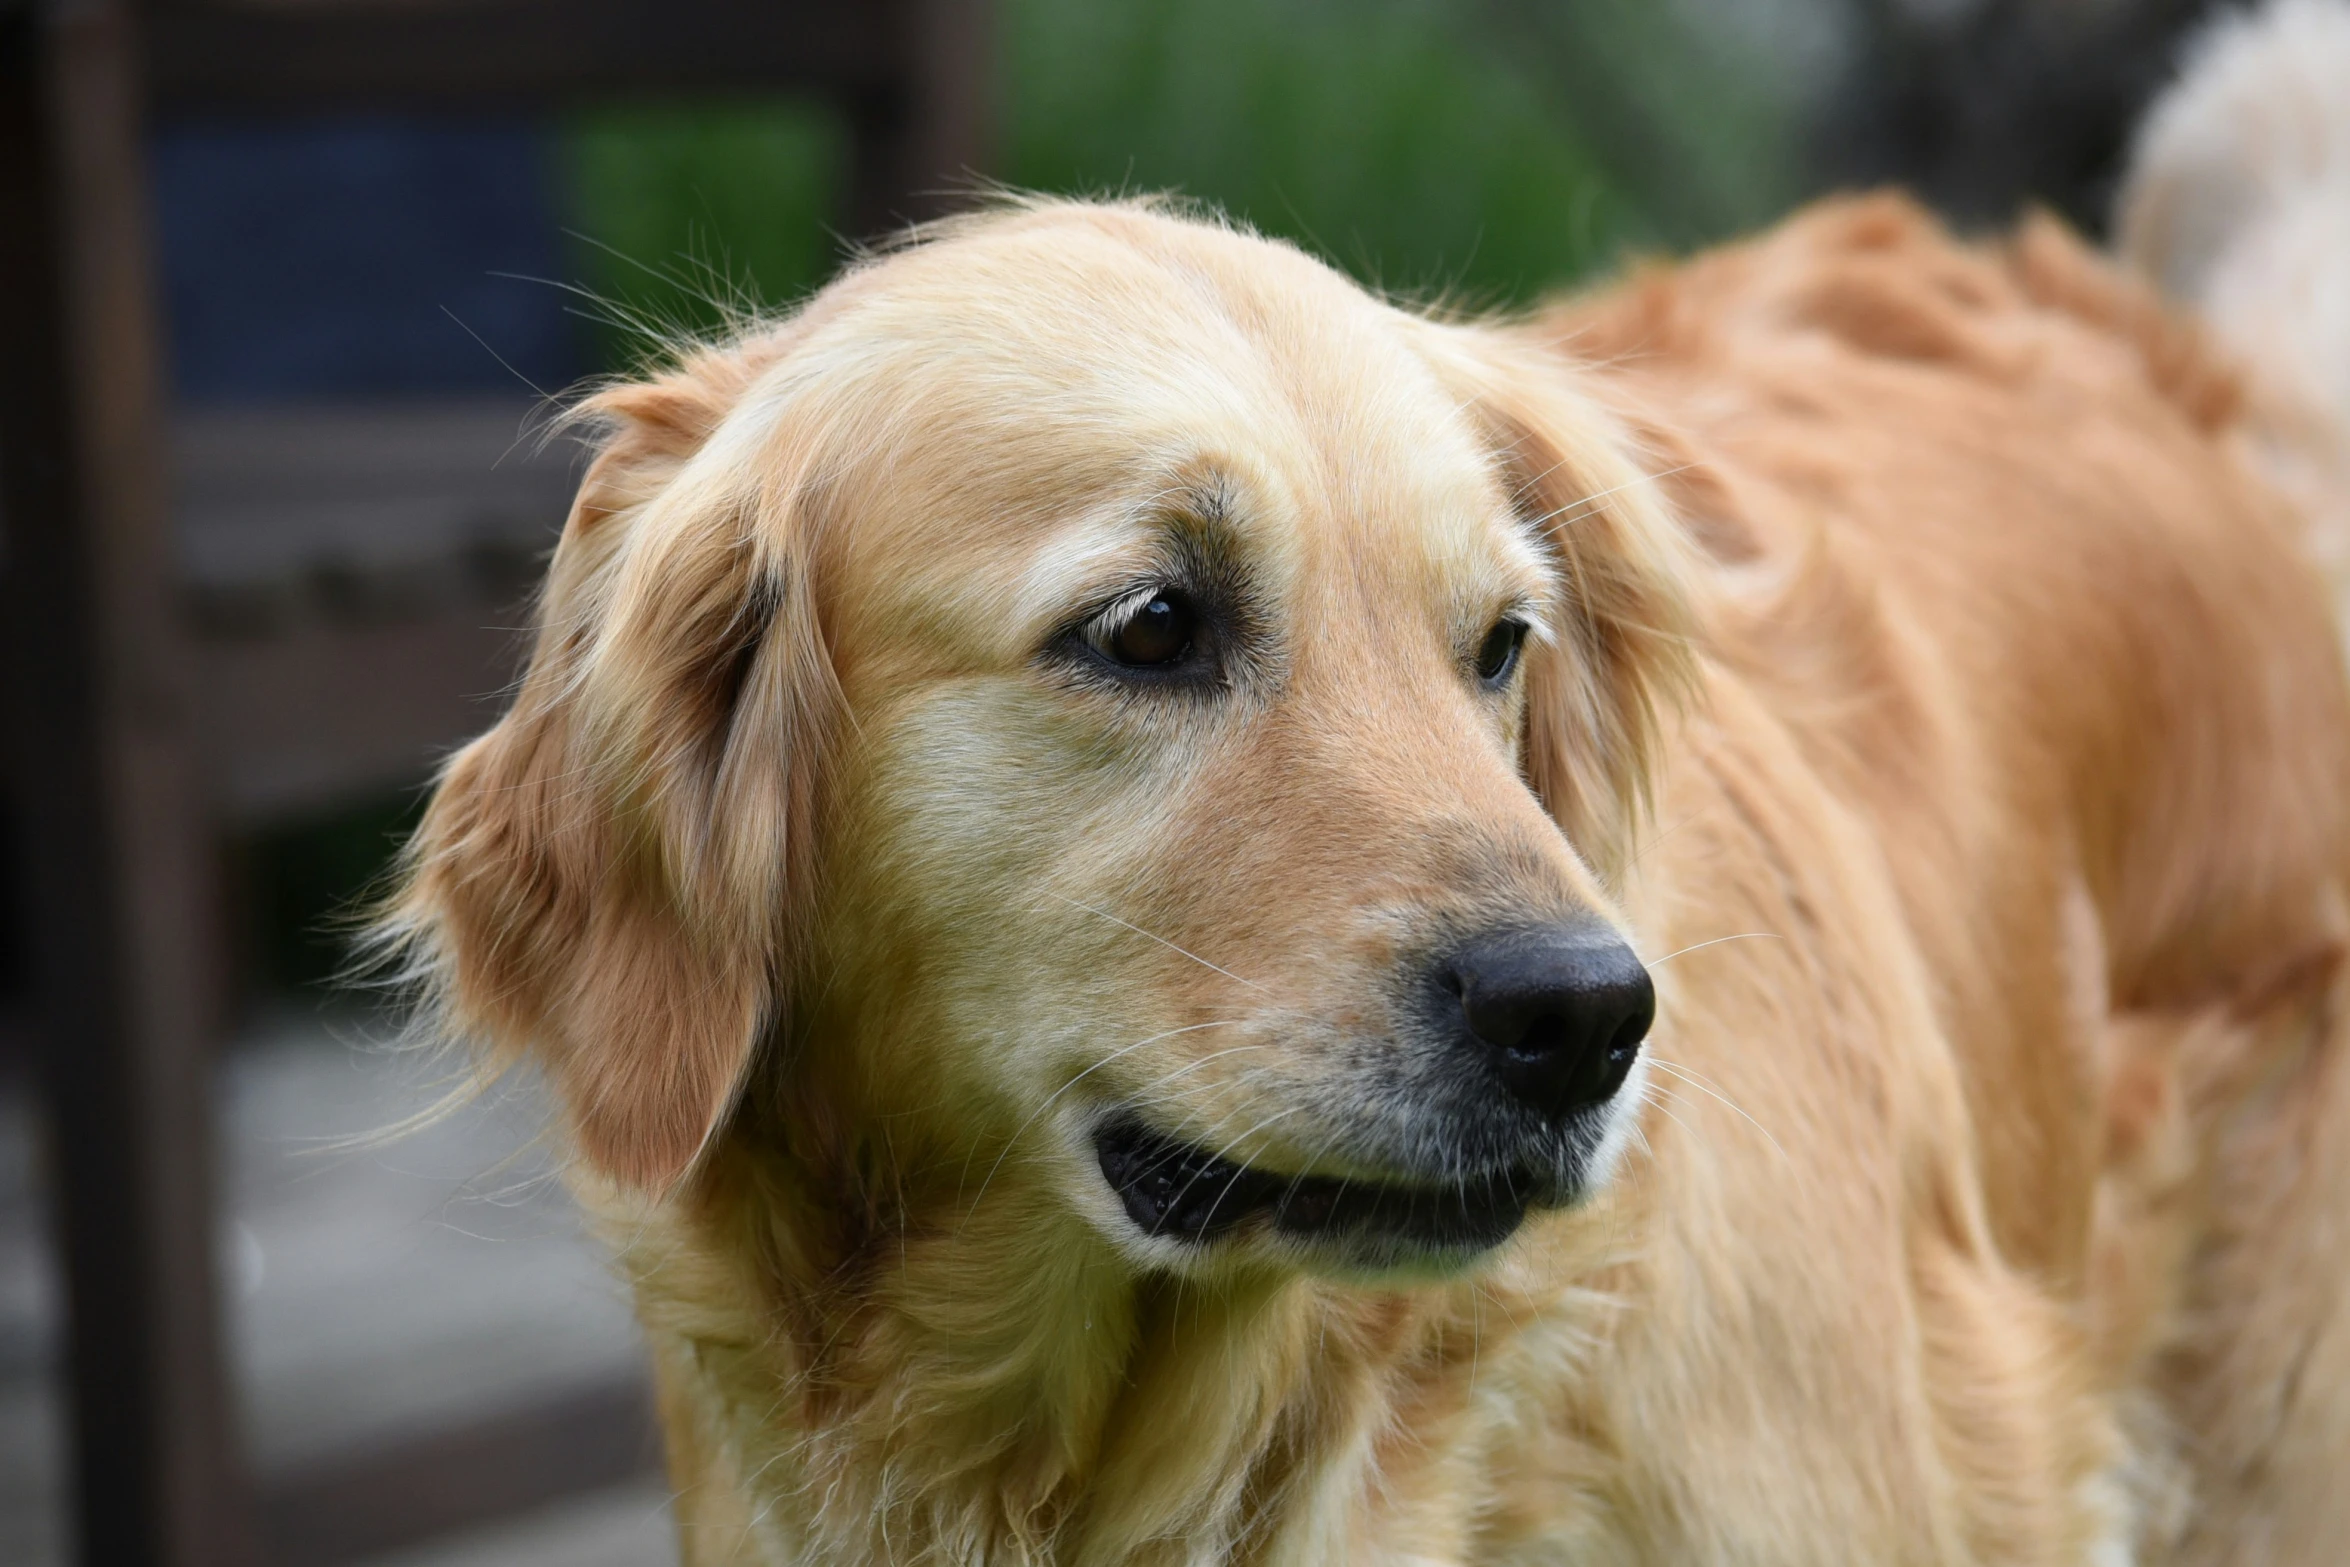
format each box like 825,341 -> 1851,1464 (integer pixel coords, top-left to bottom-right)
382,11 -> 2350,1556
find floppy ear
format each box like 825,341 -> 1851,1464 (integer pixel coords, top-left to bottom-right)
1428,326 -> 1698,884
381,335 -> 840,1194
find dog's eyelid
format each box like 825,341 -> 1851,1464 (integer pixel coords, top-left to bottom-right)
1078,583 -> 1183,654
1096,583 -> 1171,632
1477,598 -> 1550,647
1053,576 -> 1177,644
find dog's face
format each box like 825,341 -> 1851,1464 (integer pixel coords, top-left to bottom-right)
394,203 -> 1691,1280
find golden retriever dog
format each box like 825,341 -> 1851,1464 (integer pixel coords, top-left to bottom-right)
380,13 -> 2350,1562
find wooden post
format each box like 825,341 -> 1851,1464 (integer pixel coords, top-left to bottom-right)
0,4 -> 997,1562
0,2 -> 253,1564
846,0 -> 995,242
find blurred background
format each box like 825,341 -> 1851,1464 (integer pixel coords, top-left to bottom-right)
0,0 -> 2235,1563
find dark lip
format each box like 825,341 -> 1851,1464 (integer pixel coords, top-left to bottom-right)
1092,1115 -> 1536,1254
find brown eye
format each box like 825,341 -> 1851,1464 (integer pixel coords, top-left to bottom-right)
1475,619 -> 1527,686
1105,593 -> 1195,667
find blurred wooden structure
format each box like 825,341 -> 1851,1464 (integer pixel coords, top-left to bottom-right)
0,2 -> 990,1564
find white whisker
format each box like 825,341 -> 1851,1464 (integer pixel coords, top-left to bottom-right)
1526,462 -> 1699,531
1045,893 -> 1272,993
957,1021 -> 1250,1222
1645,1057 -> 1791,1166
1642,931 -> 1781,968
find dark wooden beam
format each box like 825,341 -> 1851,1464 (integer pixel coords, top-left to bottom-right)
258,1378 -> 659,1567
845,0 -> 994,237
141,0 -> 901,111
139,0 -> 995,243
0,3 -> 254,1565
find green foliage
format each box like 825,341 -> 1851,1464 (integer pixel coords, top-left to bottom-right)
554,0 -> 1805,363
557,101 -> 844,363
1004,0 -> 1639,308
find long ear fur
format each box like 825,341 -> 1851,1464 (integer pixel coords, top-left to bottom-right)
1423,324 -> 1699,884
378,332 -> 840,1194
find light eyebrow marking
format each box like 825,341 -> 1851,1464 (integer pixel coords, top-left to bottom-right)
1013,511 -> 1160,628
1014,469 -> 1248,636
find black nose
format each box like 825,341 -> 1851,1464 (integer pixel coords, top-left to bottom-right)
1439,925 -> 1654,1118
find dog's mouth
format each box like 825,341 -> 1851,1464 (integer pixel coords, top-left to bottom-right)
1092,1114 -> 1537,1256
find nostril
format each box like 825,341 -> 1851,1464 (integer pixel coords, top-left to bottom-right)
1497,1013 -> 1570,1065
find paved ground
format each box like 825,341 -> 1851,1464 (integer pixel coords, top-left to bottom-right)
0,1010 -> 675,1567
360,1480 -> 677,1567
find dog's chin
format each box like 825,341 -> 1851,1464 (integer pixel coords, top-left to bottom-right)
1089,1113 -> 1585,1279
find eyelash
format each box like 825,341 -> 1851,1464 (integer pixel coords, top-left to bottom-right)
1084,586 -> 1170,647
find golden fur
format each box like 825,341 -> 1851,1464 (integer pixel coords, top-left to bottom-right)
381,185 -> 2350,1563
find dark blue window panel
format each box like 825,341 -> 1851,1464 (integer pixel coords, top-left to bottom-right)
151,119 -> 586,402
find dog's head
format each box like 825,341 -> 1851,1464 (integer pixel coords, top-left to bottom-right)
386,201 -> 1693,1278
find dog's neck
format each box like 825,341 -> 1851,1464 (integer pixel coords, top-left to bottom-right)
593,1110 -> 1615,1565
